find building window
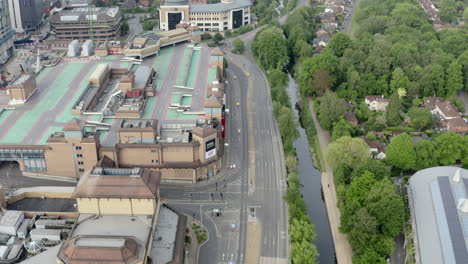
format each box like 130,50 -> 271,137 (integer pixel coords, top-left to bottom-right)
76,154 -> 83,158
204,23 -> 211,26
75,146 -> 82,150
152,160 -> 159,164
79,168 -> 85,172
78,161 -> 84,165
151,149 -> 158,152
213,23 -> 219,26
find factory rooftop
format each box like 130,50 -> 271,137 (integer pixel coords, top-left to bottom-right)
408,167 -> 468,264
0,42 -> 216,146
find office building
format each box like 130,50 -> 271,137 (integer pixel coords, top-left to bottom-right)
50,6 -> 121,40
159,0 -> 252,31
7,0 -> 43,33
0,0 -> 14,64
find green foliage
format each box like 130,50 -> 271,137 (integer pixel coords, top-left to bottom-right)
385,93 -> 402,126
415,139 -> 438,170
253,0 -> 279,24
332,119 -> 355,141
120,22 -> 129,36
453,98 -> 465,113
353,248 -> 387,264
276,105 -> 299,156
269,69 -> 290,106
291,239 -> 319,264
433,132 -> 464,165
408,107 -> 434,131
232,38 -> 245,54
385,133 -> 416,170
445,61 -> 463,98
96,0 -> 106,7
299,50 -> 339,96
252,27 -> 289,70
224,30 -> 232,38
327,32 -> 352,57
317,91 -> 347,130
351,159 -> 391,181
326,136 -> 370,169
440,0 -> 458,23
334,163 -> 353,185
285,154 -> 298,172
390,67 -> 410,95
213,33 -> 224,45
143,20 -> 157,31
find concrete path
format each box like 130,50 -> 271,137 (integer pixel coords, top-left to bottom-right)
309,99 -> 353,264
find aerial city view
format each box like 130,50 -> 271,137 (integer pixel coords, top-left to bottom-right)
0,0 -> 465,263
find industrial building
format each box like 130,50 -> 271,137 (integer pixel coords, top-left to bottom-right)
159,0 -> 252,31
408,167 -> 468,264
50,6 -> 121,41
0,0 -> 14,65
0,40 -> 225,182
7,0 -> 43,33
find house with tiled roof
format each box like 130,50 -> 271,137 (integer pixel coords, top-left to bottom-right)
365,95 -> 390,111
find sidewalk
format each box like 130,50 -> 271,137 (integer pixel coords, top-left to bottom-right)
309,99 -> 353,264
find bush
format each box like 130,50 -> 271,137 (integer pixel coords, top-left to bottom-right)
201,33 -> 212,40
453,98 -> 465,113
232,38 -> 245,54
224,30 -> 232,38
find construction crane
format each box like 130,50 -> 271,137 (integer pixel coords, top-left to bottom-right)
87,0 -> 94,42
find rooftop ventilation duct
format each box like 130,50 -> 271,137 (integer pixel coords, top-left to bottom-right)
454,168 -> 462,183
457,199 -> 468,213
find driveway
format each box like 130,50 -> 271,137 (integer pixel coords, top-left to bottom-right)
457,91 -> 468,115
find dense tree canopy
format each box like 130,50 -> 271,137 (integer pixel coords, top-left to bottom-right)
326,136 -> 370,169
385,133 -> 416,170
252,27 -> 289,70
332,119 -> 355,141
317,91 -> 347,130
408,107 -> 433,131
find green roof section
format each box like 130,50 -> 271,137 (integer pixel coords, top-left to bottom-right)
39,126 -> 63,145
207,66 -> 218,84
166,108 -> 200,120
175,47 -> 194,87
153,46 -> 174,91
141,96 -> 157,119
185,50 -> 200,88
170,92 -> 183,106
0,63 -> 86,144
88,114 -> 102,121
181,95 -> 192,106
102,118 -> 114,124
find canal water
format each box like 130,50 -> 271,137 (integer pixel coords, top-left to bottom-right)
286,75 -> 336,263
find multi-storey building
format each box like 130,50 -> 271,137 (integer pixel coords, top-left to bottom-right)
159,0 -> 252,32
49,6 -> 121,41
7,0 -> 43,33
0,0 -> 14,64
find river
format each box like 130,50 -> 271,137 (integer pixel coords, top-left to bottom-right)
286,75 -> 336,263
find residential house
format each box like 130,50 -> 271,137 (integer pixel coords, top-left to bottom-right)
424,96 -> 443,110
432,101 -> 460,120
365,95 -> 390,111
447,118 -> 468,133
365,140 -> 387,160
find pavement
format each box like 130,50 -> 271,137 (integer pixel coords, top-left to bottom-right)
309,100 -> 353,264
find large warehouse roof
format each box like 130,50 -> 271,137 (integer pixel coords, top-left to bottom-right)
409,167 -> 468,264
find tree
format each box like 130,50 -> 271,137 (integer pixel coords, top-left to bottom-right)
300,50 -> 339,95
291,239 -> 319,264
440,0 -> 458,23
347,208 -> 379,250
252,27 -> 289,70
317,91 -> 347,130
408,107 -> 434,130
285,154 -> 298,172
327,32 -> 352,57
365,179 -> 405,237
445,61 -> 463,98
334,163 -> 353,186
310,69 -> 333,96
389,67 -> 410,95
385,93 -> 402,126
213,33 -> 224,45
385,133 -> 416,170
326,136 -> 370,169
143,20 -> 157,31
332,119 -> 355,141
353,248 -> 387,264
120,22 -> 129,36
415,139 -> 438,169
433,132 -> 464,165
351,160 -> 391,181
96,0 -> 106,7
232,38 -> 245,54
290,218 -> 317,243
277,106 -> 299,155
